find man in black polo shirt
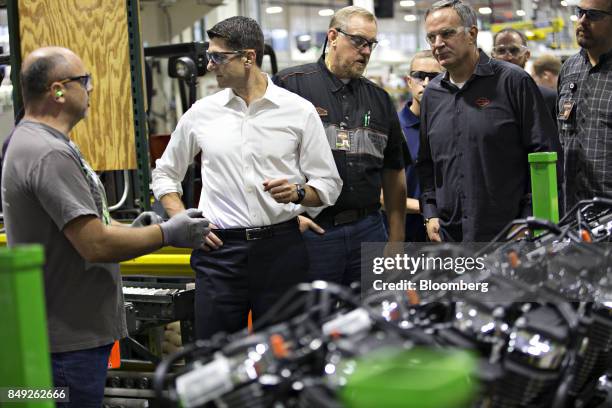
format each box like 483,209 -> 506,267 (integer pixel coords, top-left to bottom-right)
416,0 -> 560,242
274,5 -> 409,286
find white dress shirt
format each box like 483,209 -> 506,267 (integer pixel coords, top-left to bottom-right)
152,75 -> 342,229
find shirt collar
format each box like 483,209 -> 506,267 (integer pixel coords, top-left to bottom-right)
440,49 -> 495,89
580,47 -> 612,66
399,101 -> 419,128
222,74 -> 282,107
317,55 -> 356,93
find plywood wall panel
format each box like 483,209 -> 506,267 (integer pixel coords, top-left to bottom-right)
18,0 -> 137,170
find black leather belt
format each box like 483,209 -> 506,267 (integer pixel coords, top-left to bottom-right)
216,218 -> 299,241
314,204 -> 380,227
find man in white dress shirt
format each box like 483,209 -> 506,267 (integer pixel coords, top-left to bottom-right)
152,16 -> 342,340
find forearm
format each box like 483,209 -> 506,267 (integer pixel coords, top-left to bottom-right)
160,192 -> 186,217
382,169 -> 407,242
64,215 -> 163,263
300,185 -> 323,207
93,225 -> 163,262
406,198 -> 420,214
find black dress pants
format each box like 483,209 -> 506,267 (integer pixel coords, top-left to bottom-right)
190,219 -> 309,340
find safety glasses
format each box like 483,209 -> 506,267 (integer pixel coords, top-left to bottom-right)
491,45 -> 528,57
426,26 -> 469,46
205,50 -> 246,65
57,73 -> 92,90
335,28 -> 378,51
410,71 -> 439,83
575,6 -> 612,21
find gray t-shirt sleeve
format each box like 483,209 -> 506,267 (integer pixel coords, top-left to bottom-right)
29,149 -> 99,231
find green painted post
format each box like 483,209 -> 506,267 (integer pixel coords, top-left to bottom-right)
0,245 -> 54,408
528,152 -> 559,224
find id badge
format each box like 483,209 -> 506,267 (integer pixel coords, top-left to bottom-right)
558,99 -> 575,121
335,129 -> 350,151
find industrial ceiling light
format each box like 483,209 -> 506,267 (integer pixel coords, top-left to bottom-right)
400,0 -> 416,7
516,9 -> 526,16
404,14 -> 417,21
266,6 -> 283,14
318,8 -> 334,16
560,0 -> 568,6
478,7 -> 493,14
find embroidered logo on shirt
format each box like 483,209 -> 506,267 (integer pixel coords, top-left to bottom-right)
316,106 -> 328,116
475,97 -> 491,108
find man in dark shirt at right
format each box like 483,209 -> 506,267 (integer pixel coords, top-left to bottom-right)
416,0 -> 560,242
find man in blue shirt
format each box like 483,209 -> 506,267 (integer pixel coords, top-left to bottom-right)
397,50 -> 442,241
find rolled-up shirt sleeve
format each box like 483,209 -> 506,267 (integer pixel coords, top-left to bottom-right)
299,106 -> 342,215
151,110 -> 201,200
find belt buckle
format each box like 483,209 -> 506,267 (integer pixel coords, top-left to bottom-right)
245,227 -> 273,240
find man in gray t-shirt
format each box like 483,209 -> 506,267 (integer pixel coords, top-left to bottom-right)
2,46 -> 210,408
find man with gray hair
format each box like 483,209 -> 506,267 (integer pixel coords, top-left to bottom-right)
274,6 -> 409,285
416,0 -> 560,242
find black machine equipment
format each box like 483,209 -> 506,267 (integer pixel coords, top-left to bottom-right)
149,197 -> 612,408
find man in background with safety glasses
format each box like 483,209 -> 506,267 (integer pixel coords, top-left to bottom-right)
396,50 -> 442,242
557,0 -> 612,212
416,0 -> 560,242
274,6 -> 410,286
152,16 -> 342,340
492,28 -> 559,124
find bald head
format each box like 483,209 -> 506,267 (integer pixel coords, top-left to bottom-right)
20,47 -> 79,105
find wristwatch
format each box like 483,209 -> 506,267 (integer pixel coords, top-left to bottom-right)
292,184 -> 306,204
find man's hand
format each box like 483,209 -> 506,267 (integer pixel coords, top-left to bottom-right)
131,211 -> 164,227
425,218 -> 442,242
263,178 -> 297,204
159,209 -> 210,249
297,215 -> 325,234
202,223 -> 224,252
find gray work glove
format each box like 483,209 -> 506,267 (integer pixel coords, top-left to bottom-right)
159,208 -> 210,249
131,211 -> 164,227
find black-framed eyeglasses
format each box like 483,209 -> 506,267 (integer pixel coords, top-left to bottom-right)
335,28 -> 378,51
206,50 -> 247,65
575,6 -> 612,21
491,45 -> 528,57
425,26 -> 468,45
410,71 -> 439,83
57,74 -> 92,90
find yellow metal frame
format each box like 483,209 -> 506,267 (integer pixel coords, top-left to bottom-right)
0,234 -> 194,277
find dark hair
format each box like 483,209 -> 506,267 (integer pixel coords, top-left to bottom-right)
20,53 -> 68,104
494,28 -> 528,46
206,16 -> 265,67
425,0 -> 477,27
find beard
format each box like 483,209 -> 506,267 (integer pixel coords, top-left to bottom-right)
344,60 -> 367,78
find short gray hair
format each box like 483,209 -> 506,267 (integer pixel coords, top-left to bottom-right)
329,6 -> 376,30
425,0 -> 478,28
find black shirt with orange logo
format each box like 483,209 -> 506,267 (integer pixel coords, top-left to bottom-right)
273,57 -> 410,219
416,50 -> 562,241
